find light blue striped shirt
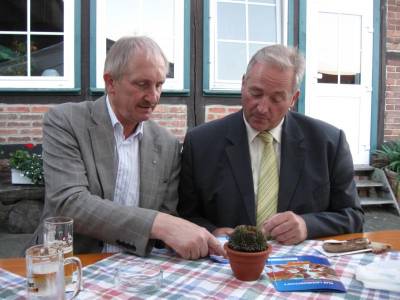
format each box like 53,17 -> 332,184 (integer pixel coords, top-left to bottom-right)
103,96 -> 143,253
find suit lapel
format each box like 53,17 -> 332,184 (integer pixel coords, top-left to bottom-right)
278,112 -> 305,211
139,123 -> 162,208
225,111 -> 256,224
88,96 -> 116,201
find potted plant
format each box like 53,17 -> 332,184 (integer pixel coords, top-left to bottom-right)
224,225 -> 271,281
374,140 -> 400,198
9,144 -> 44,185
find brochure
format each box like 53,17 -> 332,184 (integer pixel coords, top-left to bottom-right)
265,255 -> 346,293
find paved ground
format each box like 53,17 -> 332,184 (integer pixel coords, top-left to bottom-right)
364,205 -> 400,231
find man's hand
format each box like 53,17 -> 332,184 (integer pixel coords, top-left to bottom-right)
261,211 -> 307,245
151,212 -> 225,259
212,227 -> 234,237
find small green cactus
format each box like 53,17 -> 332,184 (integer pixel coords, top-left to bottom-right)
228,225 -> 268,252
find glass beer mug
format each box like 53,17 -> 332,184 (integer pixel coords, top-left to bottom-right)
43,217 -> 74,288
25,245 -> 82,300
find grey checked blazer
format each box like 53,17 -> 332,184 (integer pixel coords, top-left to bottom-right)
31,96 -> 180,256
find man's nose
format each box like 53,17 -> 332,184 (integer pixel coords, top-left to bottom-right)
145,86 -> 161,103
257,97 -> 270,113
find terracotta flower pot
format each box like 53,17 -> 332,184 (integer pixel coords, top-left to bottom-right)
224,243 -> 271,281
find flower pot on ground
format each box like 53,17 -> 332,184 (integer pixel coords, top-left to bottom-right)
11,168 -> 33,184
374,141 -> 400,201
9,144 -> 44,185
224,225 -> 271,281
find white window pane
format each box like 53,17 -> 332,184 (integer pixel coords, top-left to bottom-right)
106,1 -> 141,40
217,2 -> 246,40
217,42 -> 247,80
249,43 -> 267,59
249,4 -> 276,42
317,13 -> 338,76
97,0 -> 185,90
251,0 -> 275,3
339,15 -> 361,75
31,35 -> 63,76
143,0 -> 174,35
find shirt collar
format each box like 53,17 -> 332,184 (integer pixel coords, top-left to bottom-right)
106,95 -> 143,139
243,112 -> 284,144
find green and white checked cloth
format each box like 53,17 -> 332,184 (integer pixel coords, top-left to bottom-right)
1,240 -> 399,299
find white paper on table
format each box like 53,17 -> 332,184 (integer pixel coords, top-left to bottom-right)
355,260 -> 400,292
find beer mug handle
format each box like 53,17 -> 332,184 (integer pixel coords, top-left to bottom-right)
64,256 -> 83,299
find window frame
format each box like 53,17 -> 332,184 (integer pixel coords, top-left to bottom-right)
0,0 -> 81,92
90,0 -> 190,95
204,0 -> 288,94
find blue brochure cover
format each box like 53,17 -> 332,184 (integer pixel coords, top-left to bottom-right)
265,255 -> 346,293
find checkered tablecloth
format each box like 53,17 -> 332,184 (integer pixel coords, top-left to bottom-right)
1,240 -> 399,299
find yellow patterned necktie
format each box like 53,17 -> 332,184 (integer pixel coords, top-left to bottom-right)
256,131 -> 279,228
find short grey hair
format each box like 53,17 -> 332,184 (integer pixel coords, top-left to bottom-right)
103,36 -> 169,81
245,44 -> 305,92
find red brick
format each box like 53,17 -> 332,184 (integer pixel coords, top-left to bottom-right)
20,129 -> 43,135
154,105 -> 168,113
386,85 -> 400,91
31,106 -> 50,113
20,114 -> 43,121
227,107 -> 241,113
0,129 -> 18,135
6,106 -> 29,113
168,106 -> 186,113
7,137 -> 31,143
208,107 -> 227,113
7,122 -> 32,128
0,114 -> 18,120
32,121 -> 43,127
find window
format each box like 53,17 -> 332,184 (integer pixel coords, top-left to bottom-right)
316,12 -> 362,85
0,0 -> 78,90
92,0 -> 187,92
206,0 -> 287,91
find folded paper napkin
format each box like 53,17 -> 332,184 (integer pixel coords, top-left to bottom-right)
355,260 -> 400,293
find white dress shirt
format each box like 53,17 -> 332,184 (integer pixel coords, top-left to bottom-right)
243,113 -> 283,200
103,96 -> 143,253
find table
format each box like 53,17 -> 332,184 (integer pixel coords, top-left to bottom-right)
1,231 -> 399,299
2,230 -> 399,277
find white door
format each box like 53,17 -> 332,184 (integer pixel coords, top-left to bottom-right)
305,0 -> 373,164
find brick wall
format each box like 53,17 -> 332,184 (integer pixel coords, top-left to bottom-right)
205,105 -> 241,122
384,0 -> 400,140
0,103 -> 187,145
0,105 -> 50,144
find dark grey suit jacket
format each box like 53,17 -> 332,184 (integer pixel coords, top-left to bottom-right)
31,96 -> 180,256
178,110 -> 363,238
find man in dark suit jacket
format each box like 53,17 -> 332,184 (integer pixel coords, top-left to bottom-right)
178,45 -> 363,245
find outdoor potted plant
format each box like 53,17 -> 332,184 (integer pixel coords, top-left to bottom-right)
374,140 -> 400,199
224,225 -> 271,281
9,144 -> 44,185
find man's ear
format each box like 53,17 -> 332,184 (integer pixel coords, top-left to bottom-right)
290,90 -> 300,108
103,73 -> 115,94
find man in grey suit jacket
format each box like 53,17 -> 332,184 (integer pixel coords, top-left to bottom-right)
32,36 -> 223,260
178,45 -> 364,245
